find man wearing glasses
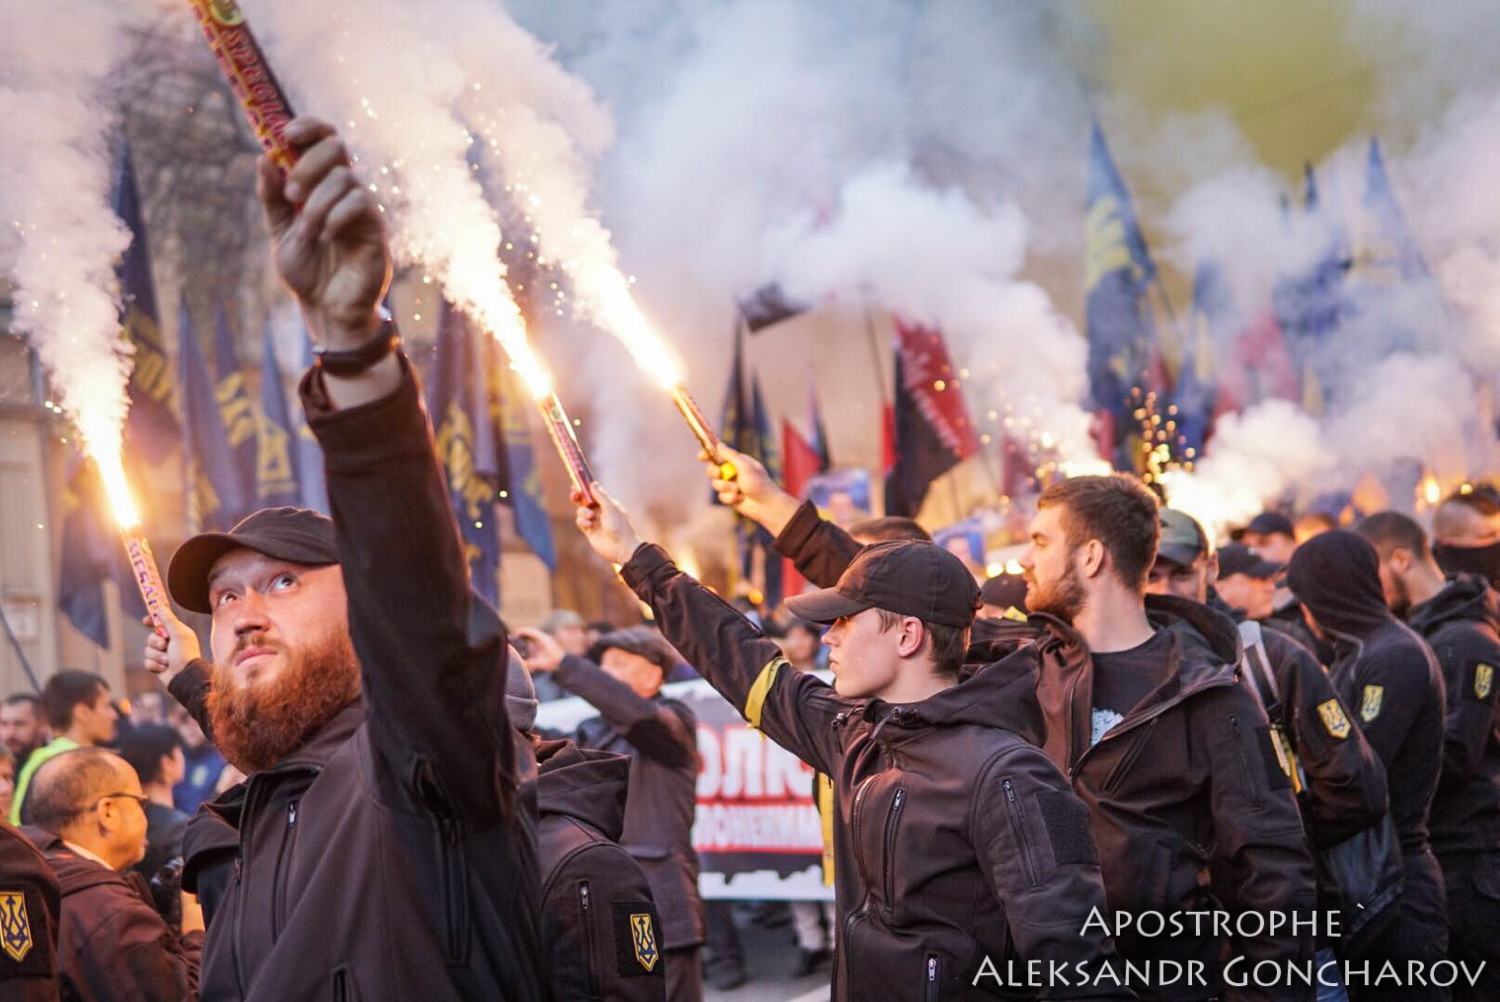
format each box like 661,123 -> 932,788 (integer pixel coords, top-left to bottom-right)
19,747 -> 201,1000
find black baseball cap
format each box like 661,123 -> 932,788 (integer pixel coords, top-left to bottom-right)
1245,512 -> 1296,539
979,574 -> 1028,612
1217,543 -> 1282,581
1157,508 -> 1210,568
168,507 -> 340,614
786,540 -> 980,629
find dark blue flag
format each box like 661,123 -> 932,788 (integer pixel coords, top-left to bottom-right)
180,298 -> 250,531
720,322 -> 783,607
214,304 -> 257,518
1272,163 -> 1350,416
255,321 -> 301,508
293,324 -> 329,514
58,453 -> 116,648
113,142 -> 181,468
1358,139 -> 1429,284
1177,262 -> 1228,456
427,302 -> 501,605
1084,121 -> 1162,469
490,338 -> 556,572
749,370 -> 783,608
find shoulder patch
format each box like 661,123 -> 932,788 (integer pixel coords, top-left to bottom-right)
1475,663 -> 1494,702
612,900 -> 664,977
1360,684 -> 1384,723
0,884 -> 53,980
1316,699 -> 1351,740
0,891 -> 31,962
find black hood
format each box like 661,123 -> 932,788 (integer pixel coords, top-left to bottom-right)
535,738 -> 631,842
1433,539 -> 1500,588
1409,572 -> 1500,636
1286,530 -> 1394,639
868,643 -> 1047,746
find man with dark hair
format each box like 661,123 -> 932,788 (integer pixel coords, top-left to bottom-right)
115,726 -> 189,882
1433,488 -> 1500,585
845,514 -> 932,544
1357,511 -> 1500,1000
1242,511 -> 1298,565
570,478 -> 1130,1001
10,673 -> 117,825
20,747 -> 199,1001
519,624 -> 703,1000
1,694 -> 47,775
1215,543 -> 1281,621
1287,531 -> 1449,1001
721,452 -> 1316,999
137,115 -> 542,1000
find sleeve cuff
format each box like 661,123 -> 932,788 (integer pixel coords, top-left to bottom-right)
554,653 -> 598,691
297,352 -> 430,471
620,543 -> 674,596
167,659 -> 213,707
773,500 -> 823,560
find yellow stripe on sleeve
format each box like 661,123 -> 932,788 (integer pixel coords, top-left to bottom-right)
743,656 -> 786,731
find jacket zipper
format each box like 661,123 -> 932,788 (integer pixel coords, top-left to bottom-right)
440,817 -> 470,963
1100,719 -> 1159,796
850,775 -> 877,888
1228,715 -> 1263,809
578,881 -> 599,999
1003,779 -> 1040,888
882,788 -> 905,906
925,954 -> 940,1002
1071,677 -> 1235,779
270,799 -> 299,939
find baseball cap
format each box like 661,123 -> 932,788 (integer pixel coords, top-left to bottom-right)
786,540 -> 980,629
979,574 -> 1027,612
1217,543 -> 1283,580
167,507 -> 340,614
1245,512 -> 1296,539
1157,509 -> 1210,568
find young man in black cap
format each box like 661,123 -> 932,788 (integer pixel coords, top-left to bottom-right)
1287,531 -> 1449,1001
138,115 -> 541,1001
1215,543 -> 1282,622
1357,512 -> 1500,1000
568,482 -> 1128,1000
712,447 -> 1316,1002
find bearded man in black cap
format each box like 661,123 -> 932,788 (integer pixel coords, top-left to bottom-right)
566,481 -> 1128,1001
1357,511 -> 1500,1001
1287,531 -> 1449,1001
139,115 -> 541,1000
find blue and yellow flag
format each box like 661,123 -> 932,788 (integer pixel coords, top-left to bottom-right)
292,326 -> 329,514
58,453 -> 119,648
113,142 -> 181,467
1177,262 -> 1228,457
489,338 -> 556,572
214,304 -> 257,519
1272,164 -> 1349,417
180,298 -> 250,531
1356,139 -> 1429,286
256,321 -> 301,508
426,302 -> 501,605
1084,121 -> 1162,469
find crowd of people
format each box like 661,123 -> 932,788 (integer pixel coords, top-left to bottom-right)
1,115 -> 1498,1002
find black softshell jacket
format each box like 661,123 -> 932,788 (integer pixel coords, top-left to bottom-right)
536,738 -> 665,1002
0,818 -> 60,1002
181,358 -> 544,1000
1407,573 -> 1500,859
622,542 -> 1131,1001
777,501 -> 1317,1002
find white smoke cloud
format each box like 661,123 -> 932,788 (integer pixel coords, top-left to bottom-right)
0,0 -> 145,471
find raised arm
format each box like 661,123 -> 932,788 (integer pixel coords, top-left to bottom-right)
273,117 -> 511,824
574,483 -> 854,776
707,444 -> 859,589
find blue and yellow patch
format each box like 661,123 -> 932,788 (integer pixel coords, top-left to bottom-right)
612,900 -> 664,978
630,913 -> 658,972
1475,663 -> 1494,702
0,891 -> 32,963
1316,699 -> 1350,740
1360,685 -> 1384,723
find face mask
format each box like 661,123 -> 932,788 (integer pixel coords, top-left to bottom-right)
1433,539 -> 1500,586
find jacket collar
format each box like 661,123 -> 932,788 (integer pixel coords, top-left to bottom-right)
268,700 -> 365,773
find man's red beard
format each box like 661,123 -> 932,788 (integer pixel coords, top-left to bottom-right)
208,629 -> 361,774
1026,557 -> 1087,622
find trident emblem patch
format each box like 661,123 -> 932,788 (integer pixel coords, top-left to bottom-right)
630,913 -> 659,973
0,891 -> 33,962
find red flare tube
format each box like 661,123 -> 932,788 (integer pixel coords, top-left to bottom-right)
188,0 -> 300,172
671,385 -> 736,481
123,533 -> 171,640
538,392 -> 598,508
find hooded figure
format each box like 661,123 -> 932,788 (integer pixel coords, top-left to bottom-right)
1287,531 -> 1449,996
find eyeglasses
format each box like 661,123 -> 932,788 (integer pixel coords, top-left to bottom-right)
91,792 -> 150,810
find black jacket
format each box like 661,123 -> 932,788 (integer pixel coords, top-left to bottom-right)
23,827 -> 199,1002
778,502 -> 1316,1002
174,359 -> 544,1000
556,654 -> 703,950
0,818 -> 60,1002
1407,573 -> 1500,859
622,542 -> 1131,1002
1210,591 -> 1388,849
1287,531 -> 1446,862
536,738 -> 665,1001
